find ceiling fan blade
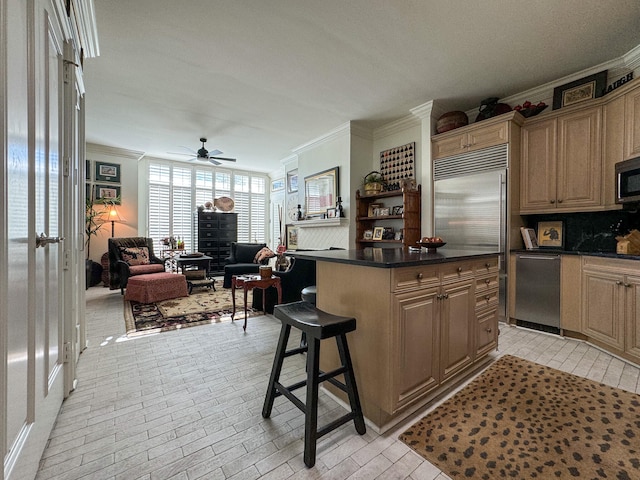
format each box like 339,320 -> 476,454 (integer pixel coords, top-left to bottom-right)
209,156 -> 236,162
178,145 -> 198,154
208,149 -> 222,156
208,158 -> 222,166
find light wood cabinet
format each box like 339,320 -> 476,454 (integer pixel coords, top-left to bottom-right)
581,257 -> 640,363
355,187 -> 421,248
520,106 -> 602,213
625,85 -> 640,159
316,255 -> 498,431
432,112 -> 516,159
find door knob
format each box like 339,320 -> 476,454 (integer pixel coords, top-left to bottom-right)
36,233 -> 64,248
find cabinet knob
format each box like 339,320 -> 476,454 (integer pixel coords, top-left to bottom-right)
485,279 -> 491,284
443,293 -> 449,299
557,199 -> 563,203
550,200 -> 555,204
625,283 -> 632,288
417,273 -> 423,280
486,328 -> 492,333
485,263 -> 490,268
485,295 -> 490,301
457,267 -> 462,273
616,281 -> 623,286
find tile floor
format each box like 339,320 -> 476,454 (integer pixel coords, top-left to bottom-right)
35,286 -> 640,480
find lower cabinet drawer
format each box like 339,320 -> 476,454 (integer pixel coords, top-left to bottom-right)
475,288 -> 498,310
476,274 -> 499,293
476,307 -> 498,356
392,266 -> 439,292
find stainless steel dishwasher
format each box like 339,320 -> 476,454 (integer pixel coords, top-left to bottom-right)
515,253 -> 560,331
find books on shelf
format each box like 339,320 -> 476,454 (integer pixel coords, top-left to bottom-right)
520,227 -> 539,250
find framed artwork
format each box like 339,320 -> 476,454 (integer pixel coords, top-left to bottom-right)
95,161 -> 120,183
379,207 -> 390,216
552,70 -> 607,109
271,178 -> 285,192
363,230 -> 373,240
287,170 -> 298,193
286,224 -> 298,250
379,142 -> 415,189
94,184 -> 121,204
537,221 -> 563,248
368,203 -> 381,217
372,226 -> 385,241
392,205 -> 404,215
326,207 -> 337,218
305,166 -> 338,215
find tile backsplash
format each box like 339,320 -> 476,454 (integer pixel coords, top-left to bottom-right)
526,209 -> 640,252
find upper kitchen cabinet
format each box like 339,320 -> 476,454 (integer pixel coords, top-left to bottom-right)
624,83 -> 640,160
432,111 -> 522,159
520,106 -> 602,213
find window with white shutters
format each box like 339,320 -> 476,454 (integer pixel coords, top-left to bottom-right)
147,161 -> 268,251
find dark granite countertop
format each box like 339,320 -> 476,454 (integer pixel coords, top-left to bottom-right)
291,247 -> 499,268
510,249 -> 640,261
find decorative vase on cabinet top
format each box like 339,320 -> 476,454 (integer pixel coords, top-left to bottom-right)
436,111 -> 469,134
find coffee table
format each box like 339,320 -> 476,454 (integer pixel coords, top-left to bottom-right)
231,274 -> 282,331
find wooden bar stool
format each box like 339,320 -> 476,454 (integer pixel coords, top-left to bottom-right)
262,301 -> 366,468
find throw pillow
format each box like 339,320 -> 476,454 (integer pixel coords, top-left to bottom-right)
254,247 -> 275,263
120,246 -> 150,266
234,243 -> 265,264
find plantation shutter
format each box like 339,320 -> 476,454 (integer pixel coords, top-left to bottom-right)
195,169 -> 213,207
172,166 -> 193,252
149,163 -> 170,252
234,174 -> 250,242
251,176 -> 266,243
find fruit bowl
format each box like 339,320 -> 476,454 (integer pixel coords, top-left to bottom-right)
416,240 -> 446,253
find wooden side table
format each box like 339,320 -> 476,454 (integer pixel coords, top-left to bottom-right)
231,274 -> 282,331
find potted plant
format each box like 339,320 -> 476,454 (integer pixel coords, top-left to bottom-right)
85,197 -> 107,288
363,171 -> 385,195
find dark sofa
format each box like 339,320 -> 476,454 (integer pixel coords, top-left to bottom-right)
222,242 -> 269,288
252,256 -> 316,314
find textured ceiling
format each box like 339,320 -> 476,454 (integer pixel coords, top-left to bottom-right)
84,0 -> 640,173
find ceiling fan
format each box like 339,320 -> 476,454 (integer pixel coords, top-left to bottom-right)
169,138 -> 237,166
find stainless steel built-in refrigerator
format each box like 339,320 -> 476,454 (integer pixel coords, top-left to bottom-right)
434,144 -> 508,319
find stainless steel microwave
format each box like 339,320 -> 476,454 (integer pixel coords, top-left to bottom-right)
616,157 -> 640,204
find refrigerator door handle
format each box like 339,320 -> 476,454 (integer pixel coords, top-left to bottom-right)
499,172 -> 506,253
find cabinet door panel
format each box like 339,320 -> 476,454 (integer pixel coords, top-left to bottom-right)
625,87 -> 640,159
625,275 -> 640,360
520,119 -> 557,211
432,133 -> 467,159
393,289 -> 440,410
582,269 -> 625,350
467,121 -> 508,151
557,107 -> 601,208
440,280 -> 475,381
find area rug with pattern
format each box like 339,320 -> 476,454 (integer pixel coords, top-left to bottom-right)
399,354 -> 640,479
123,287 -> 258,336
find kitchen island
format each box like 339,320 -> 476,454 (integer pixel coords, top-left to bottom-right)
293,247 -> 500,432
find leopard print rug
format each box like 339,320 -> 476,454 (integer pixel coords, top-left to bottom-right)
399,354 -> 640,479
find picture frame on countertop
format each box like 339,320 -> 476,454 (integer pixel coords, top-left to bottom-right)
372,226 -> 385,241
552,70 -> 607,109
326,207 -> 337,218
95,161 -> 120,183
536,221 -> 563,249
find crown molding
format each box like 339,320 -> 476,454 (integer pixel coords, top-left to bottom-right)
292,121 -> 365,154
373,114 -> 420,139
624,43 -> 640,71
86,143 -> 145,161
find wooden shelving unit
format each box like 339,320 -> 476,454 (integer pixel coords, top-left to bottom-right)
355,185 -> 421,248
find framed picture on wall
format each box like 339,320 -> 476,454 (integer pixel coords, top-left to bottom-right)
272,178 -> 285,192
287,170 -> 298,193
94,184 -> 121,204
95,161 -> 120,183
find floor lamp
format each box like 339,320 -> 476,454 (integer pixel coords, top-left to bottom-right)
105,202 -> 125,237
